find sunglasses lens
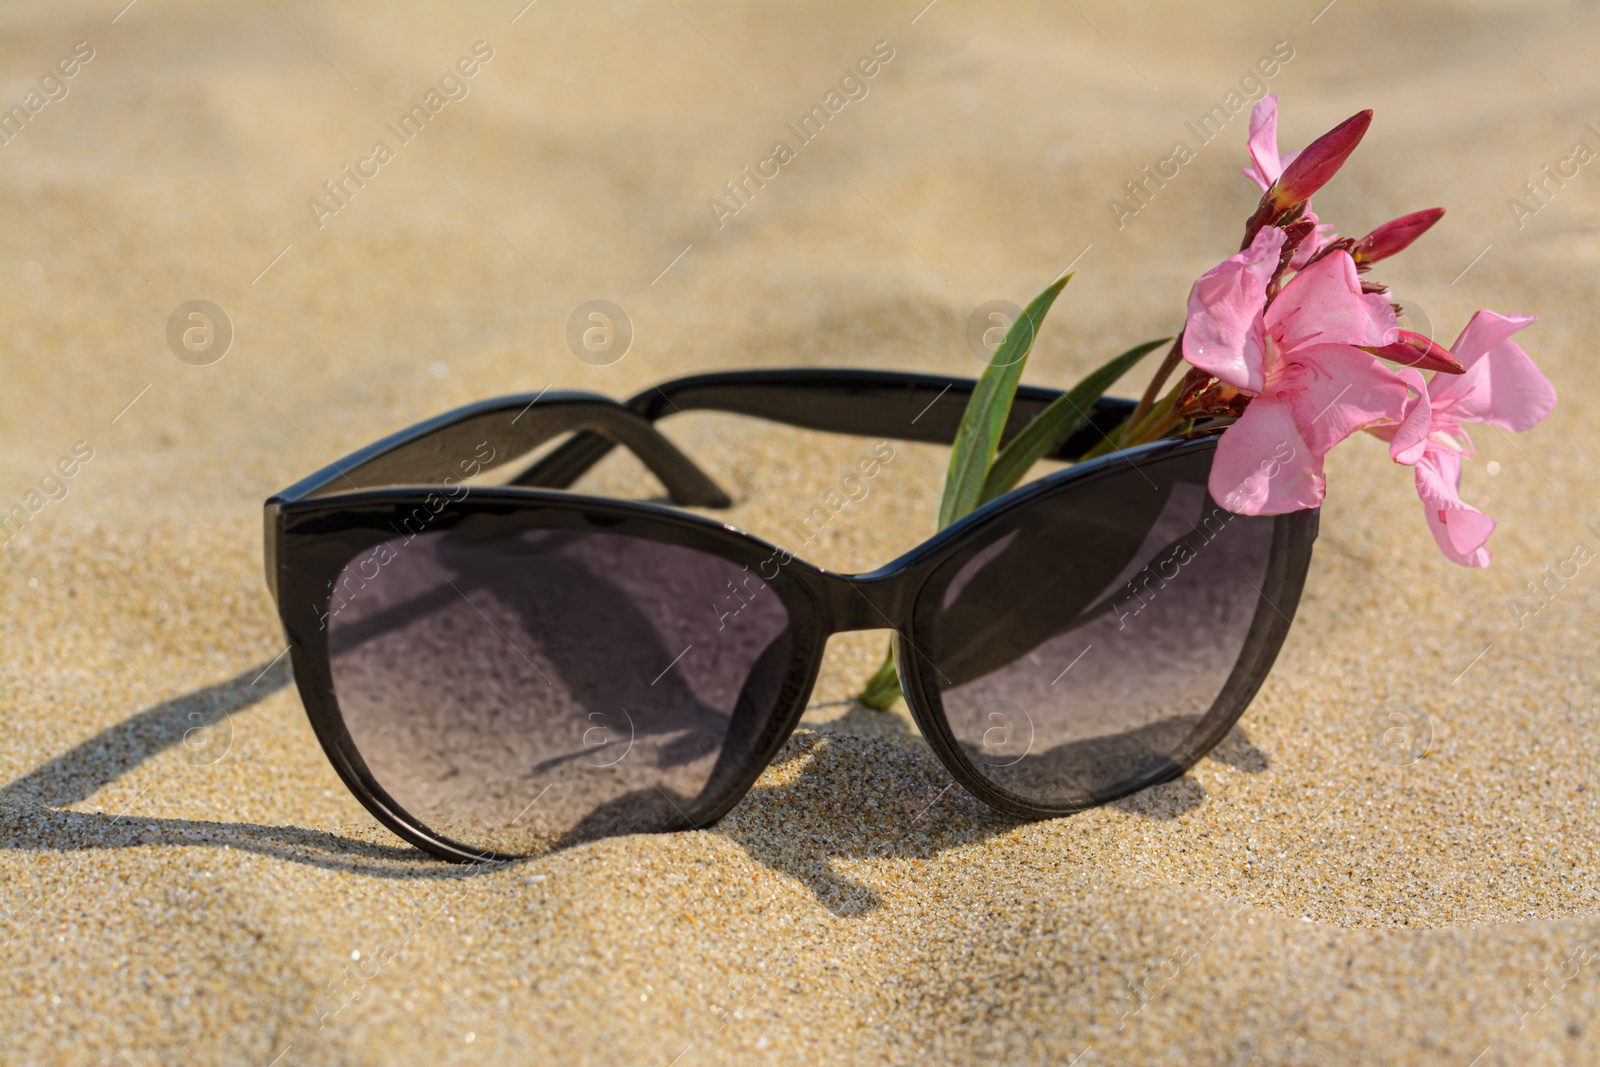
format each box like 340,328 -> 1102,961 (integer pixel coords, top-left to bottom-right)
912,446 -> 1291,810
324,523 -> 794,855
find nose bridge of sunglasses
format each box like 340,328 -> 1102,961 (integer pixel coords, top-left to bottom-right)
816,567 -> 915,633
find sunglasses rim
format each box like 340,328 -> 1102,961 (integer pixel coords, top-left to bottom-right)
269,430 -> 1316,863
273,495 -> 834,864
895,504 -> 1318,821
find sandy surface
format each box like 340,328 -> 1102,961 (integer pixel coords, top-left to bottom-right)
3,1 -> 1599,1063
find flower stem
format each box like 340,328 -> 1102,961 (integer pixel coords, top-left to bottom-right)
1125,332 -> 1184,436
1082,380 -> 1182,461
1126,404 -> 1188,446
858,645 -> 901,710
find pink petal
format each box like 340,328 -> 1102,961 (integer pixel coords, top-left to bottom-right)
1386,367 -> 1432,465
1209,394 -> 1325,515
1414,447 -> 1495,567
1268,250 -> 1397,351
1448,309 -> 1537,367
1182,227 -> 1285,393
1242,94 -> 1281,192
1431,311 -> 1556,432
1284,345 -> 1410,458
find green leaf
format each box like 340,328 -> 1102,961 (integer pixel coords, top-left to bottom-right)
936,272 -> 1073,530
978,337 -> 1170,503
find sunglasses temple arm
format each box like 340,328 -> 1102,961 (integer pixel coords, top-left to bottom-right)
275,394 -> 731,508
553,407 -> 732,508
511,369 -> 1136,491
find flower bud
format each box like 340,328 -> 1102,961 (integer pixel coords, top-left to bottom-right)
1361,329 -> 1466,374
1266,110 -> 1373,213
1352,208 -> 1445,266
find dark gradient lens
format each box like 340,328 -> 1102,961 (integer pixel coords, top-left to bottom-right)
913,447 -> 1281,810
324,522 -> 793,855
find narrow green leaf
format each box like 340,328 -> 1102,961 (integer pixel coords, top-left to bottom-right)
936,272 -> 1073,530
978,337 -> 1170,503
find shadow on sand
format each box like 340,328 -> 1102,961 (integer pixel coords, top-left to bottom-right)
713,703 -> 1269,915
0,658 -> 491,881
0,662 -> 1270,901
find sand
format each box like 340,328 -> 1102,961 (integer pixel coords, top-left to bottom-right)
2,1 -> 1599,1062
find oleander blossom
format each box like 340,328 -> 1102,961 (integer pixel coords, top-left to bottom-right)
1168,97 -> 1558,565
1372,312 -> 1557,566
859,96 -> 1562,709
1182,227 -> 1401,514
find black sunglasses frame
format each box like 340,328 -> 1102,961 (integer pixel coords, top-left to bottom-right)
265,368 -> 1316,863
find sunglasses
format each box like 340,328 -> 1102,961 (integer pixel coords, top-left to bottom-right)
264,368 -> 1316,862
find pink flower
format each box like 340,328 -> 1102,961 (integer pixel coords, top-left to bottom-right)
1376,311 -> 1557,566
1183,226 -> 1401,514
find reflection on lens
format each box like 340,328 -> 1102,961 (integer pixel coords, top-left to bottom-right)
918,449 -> 1276,809
326,523 -> 793,855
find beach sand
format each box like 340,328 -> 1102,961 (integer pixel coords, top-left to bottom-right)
2,1 -> 1599,1062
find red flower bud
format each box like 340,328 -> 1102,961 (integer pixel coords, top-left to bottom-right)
1352,208 -> 1445,266
1267,109 -> 1373,212
1361,329 -> 1466,375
